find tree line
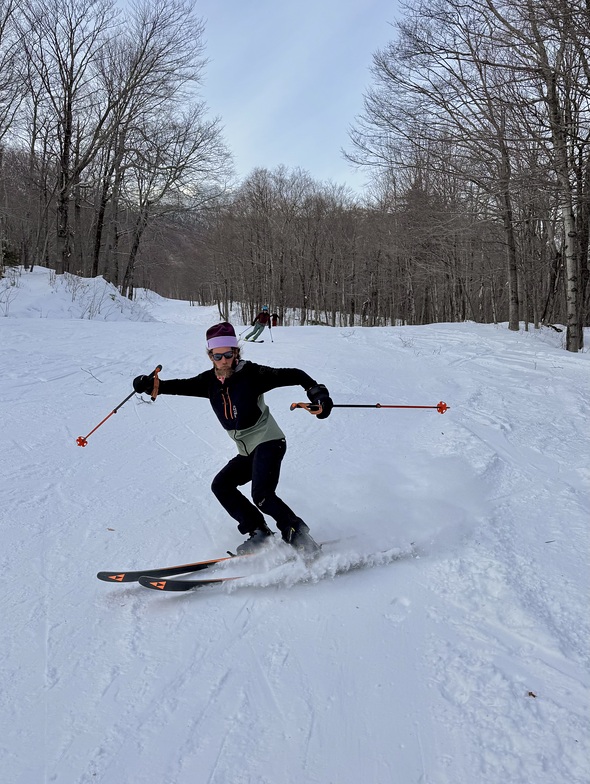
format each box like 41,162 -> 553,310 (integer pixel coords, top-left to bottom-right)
348,0 -> 590,351
0,0 -> 588,350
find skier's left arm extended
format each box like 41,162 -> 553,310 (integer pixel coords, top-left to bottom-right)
254,365 -> 333,419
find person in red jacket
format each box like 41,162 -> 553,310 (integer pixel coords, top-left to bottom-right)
244,305 -> 270,341
133,321 -> 333,555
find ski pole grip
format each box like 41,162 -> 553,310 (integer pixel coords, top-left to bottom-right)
150,365 -> 162,402
290,402 -> 321,413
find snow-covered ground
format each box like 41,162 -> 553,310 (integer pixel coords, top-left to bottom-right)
1,266 -> 589,784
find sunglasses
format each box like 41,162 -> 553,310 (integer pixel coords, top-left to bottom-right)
210,350 -> 235,361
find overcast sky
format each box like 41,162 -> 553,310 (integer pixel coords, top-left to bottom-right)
194,0 -> 400,193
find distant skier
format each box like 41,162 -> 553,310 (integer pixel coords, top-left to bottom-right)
132,322 -> 333,555
270,312 -> 279,327
244,305 -> 270,341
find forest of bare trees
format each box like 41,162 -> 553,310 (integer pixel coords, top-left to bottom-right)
0,0 -> 588,350
0,0 -> 231,299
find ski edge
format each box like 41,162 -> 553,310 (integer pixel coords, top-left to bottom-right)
96,554 -> 242,583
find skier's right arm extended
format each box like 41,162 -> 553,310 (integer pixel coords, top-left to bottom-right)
133,371 -> 210,398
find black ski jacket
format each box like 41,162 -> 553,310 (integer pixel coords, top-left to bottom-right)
158,360 -> 317,455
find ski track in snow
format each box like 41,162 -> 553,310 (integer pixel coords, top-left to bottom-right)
1,270 -> 589,784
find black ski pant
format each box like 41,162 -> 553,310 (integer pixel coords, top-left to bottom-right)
211,438 -> 303,537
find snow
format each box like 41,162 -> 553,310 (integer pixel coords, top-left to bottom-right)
1,266 -> 589,784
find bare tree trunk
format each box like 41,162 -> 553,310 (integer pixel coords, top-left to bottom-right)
0,146 -> 5,275
92,178 -> 109,277
122,210 -> 148,298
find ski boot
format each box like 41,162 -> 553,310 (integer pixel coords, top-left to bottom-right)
236,523 -> 274,555
283,521 -> 321,557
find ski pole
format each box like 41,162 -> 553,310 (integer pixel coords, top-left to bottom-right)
268,324 -> 274,342
290,400 -> 449,414
76,364 -> 162,447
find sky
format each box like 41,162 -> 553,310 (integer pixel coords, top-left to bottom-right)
1,266 -> 589,783
194,0 -> 400,192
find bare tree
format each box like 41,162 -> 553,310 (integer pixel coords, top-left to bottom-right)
480,0 -> 589,349
0,0 -> 26,274
18,0 -> 120,273
91,0 -> 217,282
120,105 -> 229,298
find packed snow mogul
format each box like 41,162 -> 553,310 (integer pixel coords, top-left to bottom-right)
244,305 -> 271,341
133,322 -> 333,556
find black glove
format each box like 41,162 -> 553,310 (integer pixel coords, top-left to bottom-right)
306,383 -> 333,419
133,374 -> 154,395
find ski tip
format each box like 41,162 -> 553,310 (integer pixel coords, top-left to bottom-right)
143,578 -> 168,590
138,576 -> 177,591
97,571 -> 128,582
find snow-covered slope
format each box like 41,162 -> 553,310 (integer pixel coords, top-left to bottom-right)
1,267 -> 588,784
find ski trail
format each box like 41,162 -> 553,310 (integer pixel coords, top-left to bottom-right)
210,544 -> 420,592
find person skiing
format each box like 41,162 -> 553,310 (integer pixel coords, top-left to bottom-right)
132,322 -> 333,555
270,312 -> 279,327
244,305 -> 270,341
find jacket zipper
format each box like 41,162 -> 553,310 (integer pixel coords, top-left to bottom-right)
220,382 -> 248,453
221,389 -> 234,421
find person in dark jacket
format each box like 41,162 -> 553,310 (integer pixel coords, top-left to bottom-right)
244,305 -> 270,341
133,322 -> 333,555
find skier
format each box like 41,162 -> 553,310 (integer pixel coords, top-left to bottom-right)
270,312 -> 279,327
244,305 -> 270,341
132,322 -> 333,555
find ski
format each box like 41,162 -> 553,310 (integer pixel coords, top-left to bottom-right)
96,553 -> 248,583
138,574 -> 241,592
98,537 -> 341,587
244,339 -> 264,343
